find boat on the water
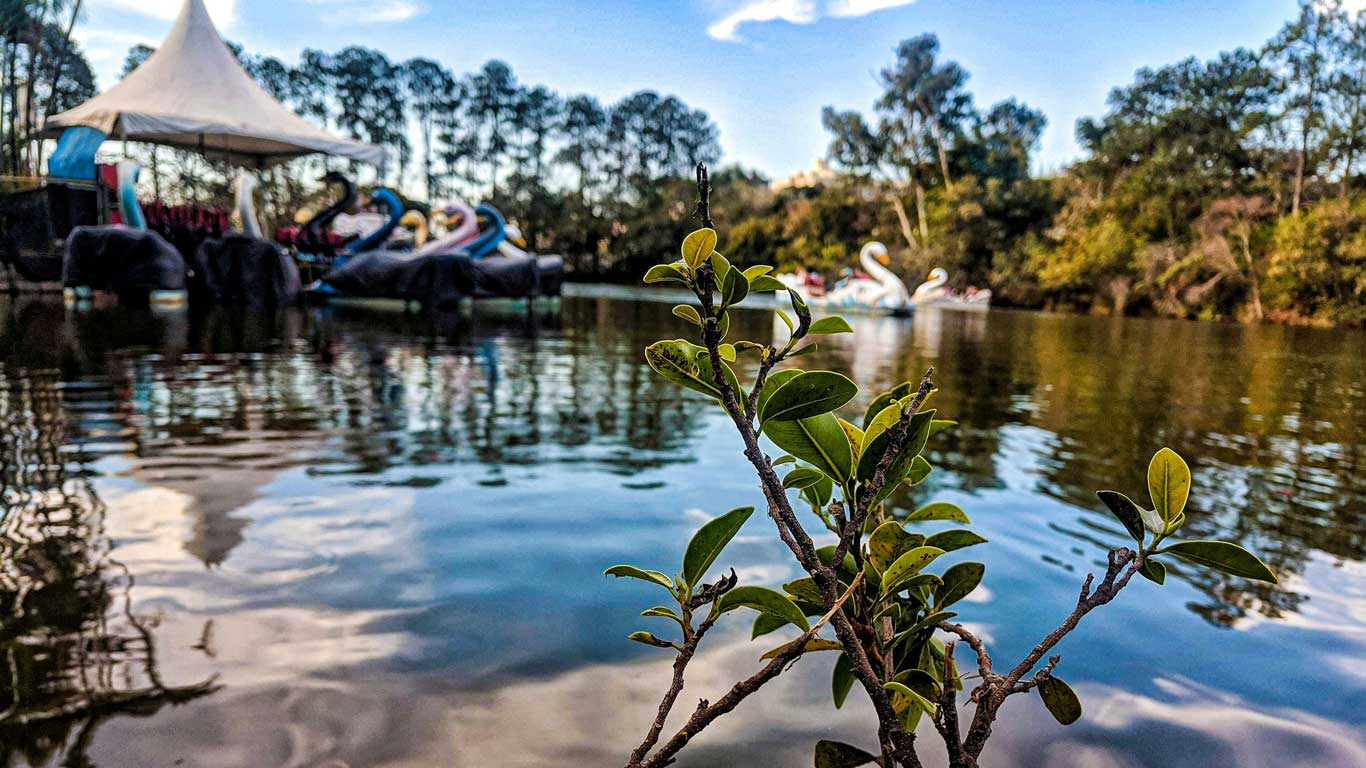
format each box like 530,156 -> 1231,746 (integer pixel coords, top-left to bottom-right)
911,267 -> 992,312
774,241 -> 913,316
309,202 -> 563,312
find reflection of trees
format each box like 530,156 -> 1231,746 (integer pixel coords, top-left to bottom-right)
0,369 -> 218,766
2,298 -> 718,570
310,300 -> 717,480
791,308 -> 1363,626
1020,316 -> 1364,625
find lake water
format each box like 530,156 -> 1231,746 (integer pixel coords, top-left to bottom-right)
1,294 -> 1363,768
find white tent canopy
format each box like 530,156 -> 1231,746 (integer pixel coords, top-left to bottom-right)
45,0 -> 385,169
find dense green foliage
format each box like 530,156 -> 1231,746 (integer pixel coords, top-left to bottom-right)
609,220 -> 1278,768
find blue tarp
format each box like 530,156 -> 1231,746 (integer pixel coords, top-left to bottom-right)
47,127 -> 107,180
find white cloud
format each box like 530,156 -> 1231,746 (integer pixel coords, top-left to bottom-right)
101,0 -> 238,28
827,0 -> 917,17
707,0 -> 817,42
362,0 -> 421,22
708,0 -> 917,42
306,0 -> 423,24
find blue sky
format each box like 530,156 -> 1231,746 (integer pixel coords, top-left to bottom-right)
76,0 -> 1309,179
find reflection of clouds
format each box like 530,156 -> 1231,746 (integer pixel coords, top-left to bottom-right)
144,604 -> 425,690
1232,555 -> 1366,635
103,628 -> 1365,768
440,628 -> 877,767
1069,680 -> 1366,767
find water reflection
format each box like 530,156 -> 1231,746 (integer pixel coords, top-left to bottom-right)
0,368 -> 218,766
0,295 -> 1361,766
807,308 -> 1365,628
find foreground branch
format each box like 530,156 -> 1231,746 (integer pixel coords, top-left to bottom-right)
631,575 -> 864,768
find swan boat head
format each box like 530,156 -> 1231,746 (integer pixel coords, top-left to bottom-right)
235,170 -> 263,239
116,160 -> 146,230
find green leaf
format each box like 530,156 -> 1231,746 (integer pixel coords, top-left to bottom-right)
1137,503 -> 1166,535
832,653 -> 855,709
749,274 -> 788,292
641,606 -> 685,624
867,520 -> 926,574
862,381 -> 916,429
764,413 -> 855,482
752,611 -> 789,639
782,466 -> 826,490
672,304 -> 702,326
905,610 -> 957,637
801,473 -> 835,510
814,740 -> 878,768
928,419 -> 956,438
900,668 -> 943,702
1160,540 -> 1277,583
717,586 -> 811,632
772,454 -> 797,466
716,310 -> 731,341
775,307 -> 795,331
710,251 -> 731,280
788,342 -> 819,358
1147,447 -> 1191,523
760,636 -> 843,660
627,631 -> 674,648
644,340 -> 721,399
644,263 -> 689,284
756,368 -> 803,416
681,506 -> 755,587
837,418 -> 864,457
681,228 -> 717,270
906,501 -> 970,524
760,371 -> 858,425
603,565 -> 674,590
742,265 -> 773,280
880,546 -> 945,596
782,577 -> 825,604
884,681 -> 937,717
817,545 -> 860,583
925,529 -> 988,552
1138,557 -> 1166,584
789,288 -> 812,336
858,407 -> 935,484
807,316 -> 853,336
935,562 -> 985,608
718,343 -> 737,362
734,340 -> 765,354
904,456 -> 932,487
722,265 -> 750,305
1096,490 -> 1146,544
1037,676 -> 1082,725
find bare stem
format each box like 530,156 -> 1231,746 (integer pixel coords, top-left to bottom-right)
631,575 -> 864,768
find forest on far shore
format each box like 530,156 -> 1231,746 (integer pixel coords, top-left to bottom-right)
2,0 -> 1362,325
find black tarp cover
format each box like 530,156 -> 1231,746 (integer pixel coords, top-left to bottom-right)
194,234 -> 301,308
64,226 -> 187,307
0,183 -> 101,282
320,251 -> 555,308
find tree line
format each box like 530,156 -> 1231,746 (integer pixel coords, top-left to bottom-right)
3,0 -> 1363,324
763,0 -> 1363,325
1,0 -> 96,178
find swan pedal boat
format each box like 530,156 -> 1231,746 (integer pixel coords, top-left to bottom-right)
771,242 -> 913,317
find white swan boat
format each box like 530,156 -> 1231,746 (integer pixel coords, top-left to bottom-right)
774,242 -> 913,316
911,267 -> 992,312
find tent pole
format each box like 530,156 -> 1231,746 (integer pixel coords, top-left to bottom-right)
120,121 -> 128,158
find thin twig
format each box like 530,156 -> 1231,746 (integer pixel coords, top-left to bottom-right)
632,574 -> 864,768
